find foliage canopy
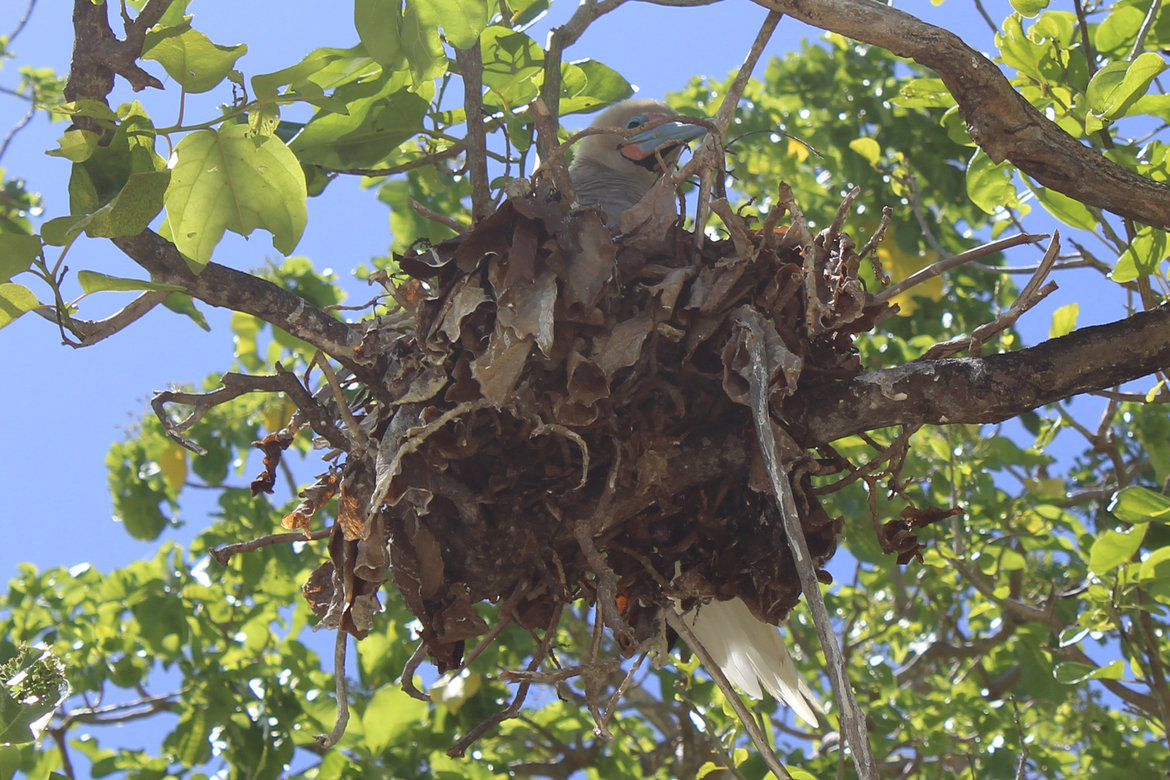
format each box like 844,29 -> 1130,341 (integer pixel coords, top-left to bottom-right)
3,0 -> 1170,778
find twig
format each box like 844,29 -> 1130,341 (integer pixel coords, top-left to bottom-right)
4,0 -> 36,45
455,42 -> 492,223
665,609 -> 793,780
408,197 -> 466,233
873,233 -> 1047,305
734,306 -> 878,779
541,0 -> 629,121
312,353 -> 367,449
315,630 -> 350,749
152,369 -> 348,454
401,642 -> 432,702
693,8 -> 782,239
1128,0 -> 1163,61
209,527 -> 331,566
46,290 -> 172,347
448,603 -> 565,757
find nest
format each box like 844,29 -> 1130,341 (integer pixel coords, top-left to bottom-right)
287,180 -> 892,664
222,178 -> 910,752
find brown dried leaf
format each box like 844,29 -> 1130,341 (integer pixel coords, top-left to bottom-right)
595,312 -> 654,378
430,276 -> 491,351
471,327 -> 534,407
560,213 -> 617,310
496,269 -> 557,357
280,471 -> 340,532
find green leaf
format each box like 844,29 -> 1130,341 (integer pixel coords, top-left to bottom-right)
1088,526 -> 1147,574
415,0 -> 491,50
142,20 -> 247,94
1025,180 -> 1097,229
83,169 -> 171,239
252,45 -> 377,109
361,685 -> 428,755
161,293 -> 210,330
1009,0 -> 1049,16
966,148 -> 1020,214
1094,4 -> 1147,56
165,125 -> 308,268
0,687 -> 51,745
45,129 -> 99,162
1109,486 -> 1170,524
76,271 -> 185,294
1138,546 -> 1170,603
1086,51 -> 1166,130
558,59 -> 633,115
289,70 -> 430,169
354,0 -> 446,86
849,137 -> 881,165
1053,659 -> 1125,684
1048,302 -> 1077,338
0,234 -> 41,282
480,26 -> 544,109
1112,225 -> 1168,283
893,77 -> 955,109
0,283 -> 37,329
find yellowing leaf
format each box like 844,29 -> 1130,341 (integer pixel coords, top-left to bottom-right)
1049,303 -> 1078,338
849,136 -> 881,165
157,443 -> 188,495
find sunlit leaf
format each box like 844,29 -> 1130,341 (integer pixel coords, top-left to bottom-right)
165,125 -> 307,268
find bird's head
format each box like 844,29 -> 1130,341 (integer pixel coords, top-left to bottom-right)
572,99 -> 707,180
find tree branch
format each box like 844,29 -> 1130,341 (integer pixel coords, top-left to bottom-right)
753,0 -> 1170,230
791,305 -> 1170,445
112,231 -> 367,370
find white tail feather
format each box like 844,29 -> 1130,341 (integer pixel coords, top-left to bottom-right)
682,597 -> 820,727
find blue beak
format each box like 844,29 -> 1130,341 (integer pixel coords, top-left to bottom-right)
619,121 -> 707,162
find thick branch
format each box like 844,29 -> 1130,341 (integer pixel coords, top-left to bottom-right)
792,305 -> 1170,444
754,0 -> 1170,229
112,231 -> 366,371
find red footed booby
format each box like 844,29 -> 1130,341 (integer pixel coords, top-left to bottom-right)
568,98 -> 706,228
568,99 -> 821,726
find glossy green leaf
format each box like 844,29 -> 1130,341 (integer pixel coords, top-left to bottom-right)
1086,51 -> 1166,130
142,20 -> 247,94
1025,180 -> 1097,229
1088,526 -> 1146,574
165,125 -> 307,268
1053,659 -> 1125,684
1109,485 -> 1170,524
893,77 -> 955,109
966,149 -> 1020,214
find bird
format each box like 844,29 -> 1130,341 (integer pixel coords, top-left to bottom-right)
568,98 -> 820,726
681,596 -> 820,727
568,98 -> 707,228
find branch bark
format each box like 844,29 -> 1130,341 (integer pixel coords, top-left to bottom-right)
753,0 -> 1170,230
791,305 -> 1170,444
112,231 -> 367,371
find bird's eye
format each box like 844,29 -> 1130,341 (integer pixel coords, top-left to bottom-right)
626,116 -> 647,129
